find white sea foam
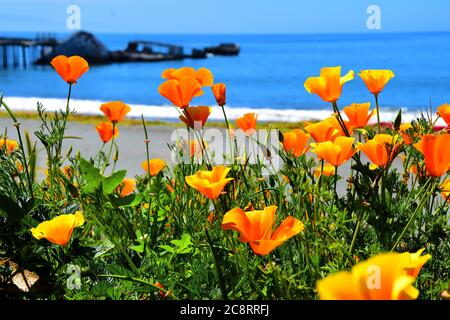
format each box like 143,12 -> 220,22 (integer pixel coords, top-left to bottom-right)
2,96 -> 446,126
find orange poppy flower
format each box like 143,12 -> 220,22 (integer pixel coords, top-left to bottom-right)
166,179 -> 176,193
399,123 -> 413,145
236,113 -> 257,135
304,66 -> 354,103
311,136 -> 356,166
158,77 -> 202,108
154,281 -> 167,298
100,101 -> 131,123
196,68 -> 214,86
95,122 -> 119,143
358,134 -> 400,169
141,158 -> 166,176
282,129 -> 310,157
117,178 -> 136,197
317,249 -> 430,300
221,206 -> 304,256
305,120 -> 340,143
185,165 -> 233,200
440,179 -> 450,201
162,67 -> 186,79
162,67 -> 214,87
190,139 -> 208,158
62,165 -> 76,180
179,106 -> 212,129
409,163 -> 421,177
436,103 -> 450,127
358,70 -> 395,95
50,55 -> 89,84
30,211 -> 85,246
15,160 -> 23,173
414,133 -> 450,177
326,116 -> 353,137
403,248 -> 432,278
0,139 -> 18,154
212,83 -> 226,106
314,163 -> 336,177
343,102 -> 376,128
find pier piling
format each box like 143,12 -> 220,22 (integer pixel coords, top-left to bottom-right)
2,45 -> 7,69
0,35 -> 58,69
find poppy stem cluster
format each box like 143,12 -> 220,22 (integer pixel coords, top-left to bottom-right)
0,98 -> 34,198
11,58 -> 446,300
331,101 -> 350,137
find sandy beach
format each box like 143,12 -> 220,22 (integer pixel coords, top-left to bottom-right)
0,117 -> 176,178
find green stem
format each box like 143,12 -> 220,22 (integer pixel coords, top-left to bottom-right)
221,105 -> 231,131
57,84 -> 72,160
141,115 -> 151,180
0,98 -> 34,198
205,227 -> 228,300
221,105 -> 235,161
97,274 -> 178,299
101,122 -> 116,175
111,143 -> 119,172
141,115 -> 155,251
318,159 -> 324,190
390,178 -> 435,251
349,210 -> 364,254
334,165 -> 338,197
374,93 -> 381,134
332,101 -> 350,137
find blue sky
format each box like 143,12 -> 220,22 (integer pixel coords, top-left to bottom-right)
1,0 -> 450,34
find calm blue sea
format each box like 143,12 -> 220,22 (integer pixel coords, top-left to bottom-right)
1,32 -> 450,111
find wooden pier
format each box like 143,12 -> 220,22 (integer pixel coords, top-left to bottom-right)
109,40 -> 186,62
0,31 -> 239,67
0,34 -> 58,69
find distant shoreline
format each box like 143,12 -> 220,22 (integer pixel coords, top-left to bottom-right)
2,30 -> 450,37
2,96 -> 443,126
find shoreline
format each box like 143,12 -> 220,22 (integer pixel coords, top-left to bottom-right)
2,96 -> 446,126
0,96 -> 441,186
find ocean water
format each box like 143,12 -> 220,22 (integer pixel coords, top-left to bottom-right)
1,32 -> 450,121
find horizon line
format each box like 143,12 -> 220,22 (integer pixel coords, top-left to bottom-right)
1,29 -> 450,36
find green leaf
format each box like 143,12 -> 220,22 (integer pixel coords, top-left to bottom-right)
78,158 -> 102,193
0,195 -> 25,225
278,130 -> 284,143
159,245 -> 175,254
170,233 -> 193,254
111,194 -> 143,207
91,281 -> 122,300
394,109 -> 402,131
102,170 -> 127,195
67,183 -> 80,198
129,230 -> 145,253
